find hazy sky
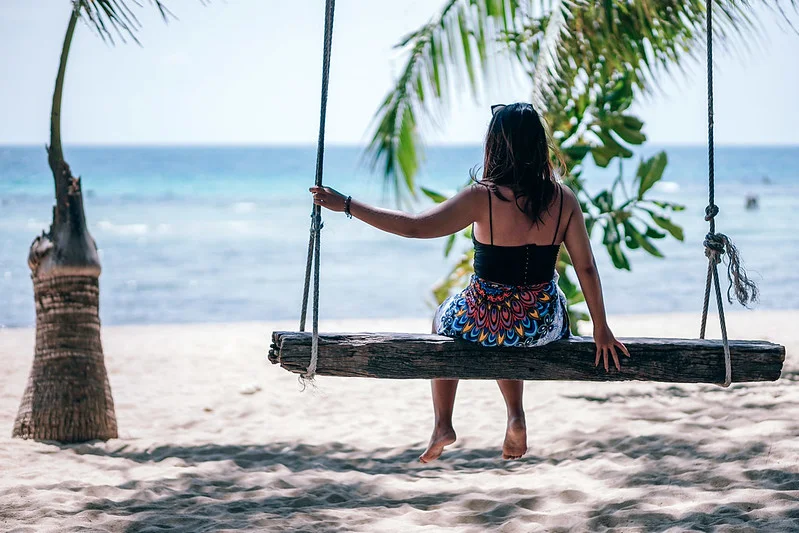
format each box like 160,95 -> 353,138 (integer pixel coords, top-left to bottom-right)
1,1 -> 797,146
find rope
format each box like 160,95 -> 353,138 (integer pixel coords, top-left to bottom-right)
299,215 -> 315,332
698,0 -> 757,387
299,0 -> 336,380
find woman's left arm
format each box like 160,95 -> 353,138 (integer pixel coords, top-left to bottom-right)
310,185 -> 480,239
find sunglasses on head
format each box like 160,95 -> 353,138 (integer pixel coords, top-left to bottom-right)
491,103 -> 537,116
491,104 -> 506,116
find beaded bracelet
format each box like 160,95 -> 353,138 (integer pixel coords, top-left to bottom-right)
344,196 -> 353,219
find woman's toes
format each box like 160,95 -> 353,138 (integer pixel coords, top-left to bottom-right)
419,428 -> 457,463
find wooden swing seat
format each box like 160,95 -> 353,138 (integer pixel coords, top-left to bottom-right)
268,331 -> 784,383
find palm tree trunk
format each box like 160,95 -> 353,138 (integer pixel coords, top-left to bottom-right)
13,6 -> 117,442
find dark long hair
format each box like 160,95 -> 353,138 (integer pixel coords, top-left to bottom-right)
471,102 -> 560,225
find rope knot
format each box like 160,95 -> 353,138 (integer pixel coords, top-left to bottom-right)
703,232 -> 725,264
704,204 -> 719,221
310,213 -> 324,233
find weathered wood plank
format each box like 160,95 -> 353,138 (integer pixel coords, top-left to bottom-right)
268,331 -> 785,383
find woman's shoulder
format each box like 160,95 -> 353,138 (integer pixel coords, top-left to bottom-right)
557,182 -> 578,207
555,182 -> 581,225
462,182 -> 491,199
446,183 -> 486,209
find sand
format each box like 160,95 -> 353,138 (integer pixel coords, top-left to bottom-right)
0,311 -> 797,532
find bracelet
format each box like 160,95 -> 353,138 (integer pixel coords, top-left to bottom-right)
344,196 -> 353,219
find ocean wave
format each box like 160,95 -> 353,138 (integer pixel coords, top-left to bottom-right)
226,220 -> 255,232
655,181 -> 680,193
96,220 -> 149,236
232,202 -> 257,213
26,218 -> 48,230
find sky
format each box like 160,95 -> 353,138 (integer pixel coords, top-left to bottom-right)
0,1 -> 798,146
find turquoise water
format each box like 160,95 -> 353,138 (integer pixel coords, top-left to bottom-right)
0,145 -> 797,328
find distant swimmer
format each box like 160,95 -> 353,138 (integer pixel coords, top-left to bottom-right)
745,194 -> 759,210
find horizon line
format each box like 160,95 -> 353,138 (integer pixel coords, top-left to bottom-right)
2,142 -> 799,149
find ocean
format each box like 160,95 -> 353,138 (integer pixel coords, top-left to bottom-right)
0,145 -> 797,329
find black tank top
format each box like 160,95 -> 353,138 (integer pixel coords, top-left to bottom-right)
473,186 -> 564,286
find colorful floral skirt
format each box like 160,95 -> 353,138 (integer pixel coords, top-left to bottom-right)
434,274 -> 570,348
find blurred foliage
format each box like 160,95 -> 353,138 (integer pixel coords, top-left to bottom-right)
365,0 -> 795,331
365,0 -> 795,197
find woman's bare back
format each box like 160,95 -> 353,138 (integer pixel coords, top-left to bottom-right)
472,184 -> 570,247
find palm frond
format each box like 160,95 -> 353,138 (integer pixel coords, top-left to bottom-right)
529,0 -> 571,110
73,0 -> 205,44
365,0 -> 533,203
367,0 -> 797,203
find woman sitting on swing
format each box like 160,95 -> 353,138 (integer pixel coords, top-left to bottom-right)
310,102 -> 629,462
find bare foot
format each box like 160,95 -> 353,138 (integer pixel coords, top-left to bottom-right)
419,426 -> 457,463
502,416 -> 527,460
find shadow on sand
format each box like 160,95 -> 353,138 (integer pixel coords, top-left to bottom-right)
61,433 -> 799,532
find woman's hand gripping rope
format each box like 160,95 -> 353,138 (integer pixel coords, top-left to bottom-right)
310,186 -> 347,212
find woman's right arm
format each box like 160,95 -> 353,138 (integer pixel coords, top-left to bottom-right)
561,187 -> 630,371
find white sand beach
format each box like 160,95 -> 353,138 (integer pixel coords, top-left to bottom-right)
1,311 -> 797,532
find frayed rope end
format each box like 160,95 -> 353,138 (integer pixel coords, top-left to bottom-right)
704,232 -> 759,307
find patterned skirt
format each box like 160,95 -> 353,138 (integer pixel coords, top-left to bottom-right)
434,274 -> 570,348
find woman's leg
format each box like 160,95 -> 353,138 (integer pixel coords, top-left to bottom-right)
420,319 -> 458,462
497,379 -> 527,459
419,379 -> 459,463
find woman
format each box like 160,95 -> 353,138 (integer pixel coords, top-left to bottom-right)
310,102 -> 629,462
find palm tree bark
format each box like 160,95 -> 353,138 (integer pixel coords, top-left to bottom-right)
13,7 -> 117,442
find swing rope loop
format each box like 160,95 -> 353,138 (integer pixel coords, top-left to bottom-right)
299,0 -> 336,381
704,205 -> 719,221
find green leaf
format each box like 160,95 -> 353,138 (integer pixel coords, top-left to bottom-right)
624,222 -> 664,257
444,233 -> 457,257
575,92 -> 590,116
593,190 -> 614,213
591,145 -> 620,168
556,260 -> 578,292
463,225 -> 473,240
611,115 -> 647,145
563,144 -> 591,163
606,75 -> 634,112
612,126 -> 647,145
458,10 -> 476,89
652,200 -> 686,212
637,237 -> 664,257
637,151 -> 668,198
608,243 -> 631,270
596,130 -> 634,159
396,105 -> 419,195
644,225 -> 667,239
420,186 -> 448,203
650,213 -> 685,241
567,290 -> 586,306
621,115 -> 644,131
623,222 -> 641,249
